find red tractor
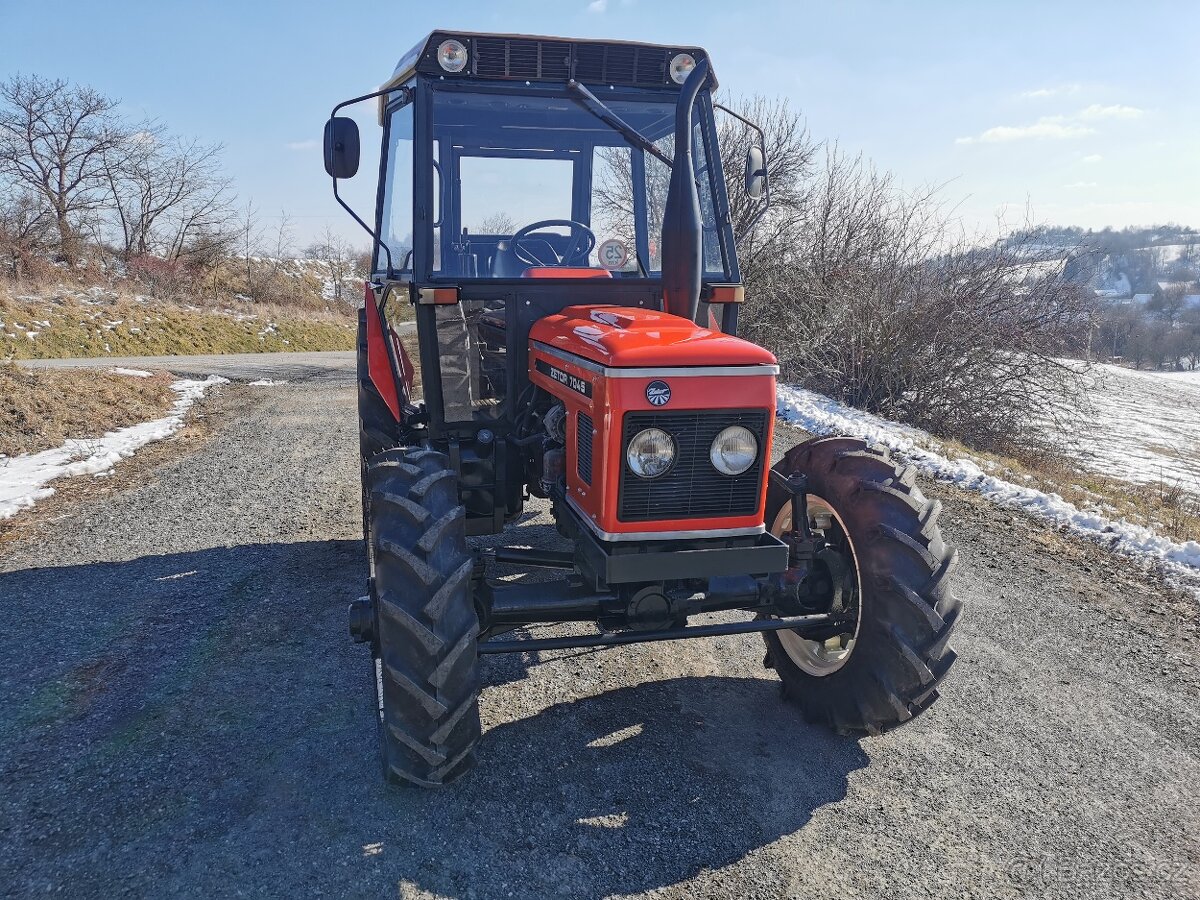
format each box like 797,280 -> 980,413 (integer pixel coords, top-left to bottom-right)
324,31 -> 961,786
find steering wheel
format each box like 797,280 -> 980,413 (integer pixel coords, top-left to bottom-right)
510,219 -> 596,268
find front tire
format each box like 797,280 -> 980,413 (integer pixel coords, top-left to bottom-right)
764,436 -> 962,734
366,448 -> 481,786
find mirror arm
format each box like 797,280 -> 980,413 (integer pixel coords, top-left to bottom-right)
714,102 -> 771,231
327,85 -> 410,280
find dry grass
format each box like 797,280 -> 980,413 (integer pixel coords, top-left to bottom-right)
940,437 -> 1200,545
1,281 -> 356,360
0,376 -> 227,546
0,362 -> 178,457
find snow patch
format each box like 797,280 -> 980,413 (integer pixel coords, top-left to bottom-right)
776,384 -> 1200,597
110,367 -> 154,378
0,376 -> 229,520
1067,364 -> 1200,494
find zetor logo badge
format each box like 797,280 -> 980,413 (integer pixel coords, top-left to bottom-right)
645,380 -> 671,406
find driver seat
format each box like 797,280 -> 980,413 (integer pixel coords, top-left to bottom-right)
492,237 -> 558,277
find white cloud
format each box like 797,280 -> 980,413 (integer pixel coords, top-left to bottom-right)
1077,103 -> 1144,120
286,139 -> 318,151
956,116 -> 1094,144
587,0 -> 608,11
957,103 -> 1142,145
1063,181 -> 1098,189
1081,154 -> 1103,164
1020,84 -> 1081,99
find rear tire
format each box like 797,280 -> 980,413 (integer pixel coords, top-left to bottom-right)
763,436 -> 962,735
366,448 -> 481,786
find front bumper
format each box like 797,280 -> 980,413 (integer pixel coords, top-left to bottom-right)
557,493 -> 788,588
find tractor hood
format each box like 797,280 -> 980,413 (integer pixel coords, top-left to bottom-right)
529,305 -> 777,370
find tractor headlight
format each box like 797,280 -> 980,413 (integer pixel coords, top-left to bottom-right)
437,39 -> 469,73
626,428 -> 676,479
669,53 -> 697,84
710,425 -> 757,475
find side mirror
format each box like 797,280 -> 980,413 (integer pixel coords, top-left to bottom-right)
745,146 -> 767,199
323,117 -> 360,179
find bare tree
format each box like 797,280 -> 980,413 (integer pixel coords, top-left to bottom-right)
592,95 -> 818,274
304,226 -> 364,307
0,75 -> 126,265
231,204 -> 301,304
99,126 -> 235,262
716,96 -> 818,282
0,190 -> 53,278
477,212 -> 517,234
740,146 -> 1094,454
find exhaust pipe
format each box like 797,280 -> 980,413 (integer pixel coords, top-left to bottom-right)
660,57 -> 711,323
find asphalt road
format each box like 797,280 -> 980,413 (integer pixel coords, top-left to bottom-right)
1,356 -> 1197,899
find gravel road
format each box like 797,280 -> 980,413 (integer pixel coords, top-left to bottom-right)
1,357 -> 1197,899
19,349 -> 358,382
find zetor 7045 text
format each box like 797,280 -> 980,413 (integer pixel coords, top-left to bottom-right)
322,31 -> 962,786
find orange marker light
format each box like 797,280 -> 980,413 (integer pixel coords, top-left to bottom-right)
417,286 -> 460,305
707,284 -> 745,304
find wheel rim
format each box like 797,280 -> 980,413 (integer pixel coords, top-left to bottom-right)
770,495 -> 862,676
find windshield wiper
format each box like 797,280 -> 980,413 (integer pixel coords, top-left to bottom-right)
566,80 -> 673,168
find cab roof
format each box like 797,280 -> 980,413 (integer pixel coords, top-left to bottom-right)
378,30 -> 714,121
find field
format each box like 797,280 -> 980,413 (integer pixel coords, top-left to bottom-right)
778,361 -> 1200,598
1070,364 -> 1200,496
1,282 -> 356,360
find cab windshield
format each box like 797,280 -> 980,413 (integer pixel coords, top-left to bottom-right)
379,86 -> 730,280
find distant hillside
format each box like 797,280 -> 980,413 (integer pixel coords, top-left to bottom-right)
1,283 -> 355,360
1000,225 -> 1199,299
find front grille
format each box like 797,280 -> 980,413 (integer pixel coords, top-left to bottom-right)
573,43 -> 670,86
619,409 -> 768,522
577,412 -> 594,485
458,37 -> 680,86
474,38 -> 571,80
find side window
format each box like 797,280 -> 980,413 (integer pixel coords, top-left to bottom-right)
435,299 -> 507,422
381,286 -> 421,402
693,118 -> 725,275
378,101 -> 413,272
642,104 -> 725,275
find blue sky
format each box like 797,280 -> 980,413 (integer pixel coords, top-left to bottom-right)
2,0 -> 1196,249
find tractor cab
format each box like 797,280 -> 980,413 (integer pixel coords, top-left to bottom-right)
381,53 -> 731,285
370,33 -> 740,285
326,31 -> 768,528
325,31 -> 960,788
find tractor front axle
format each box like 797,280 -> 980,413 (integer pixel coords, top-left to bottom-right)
476,612 -> 846,654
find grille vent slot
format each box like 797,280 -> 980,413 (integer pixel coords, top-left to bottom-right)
577,412 -> 594,485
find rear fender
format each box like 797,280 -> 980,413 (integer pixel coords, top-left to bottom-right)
364,281 -> 413,419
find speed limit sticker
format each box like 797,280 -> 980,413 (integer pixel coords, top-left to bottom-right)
596,238 -> 629,270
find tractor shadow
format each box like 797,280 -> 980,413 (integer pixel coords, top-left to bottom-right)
0,539 -> 868,897
377,674 -> 869,898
